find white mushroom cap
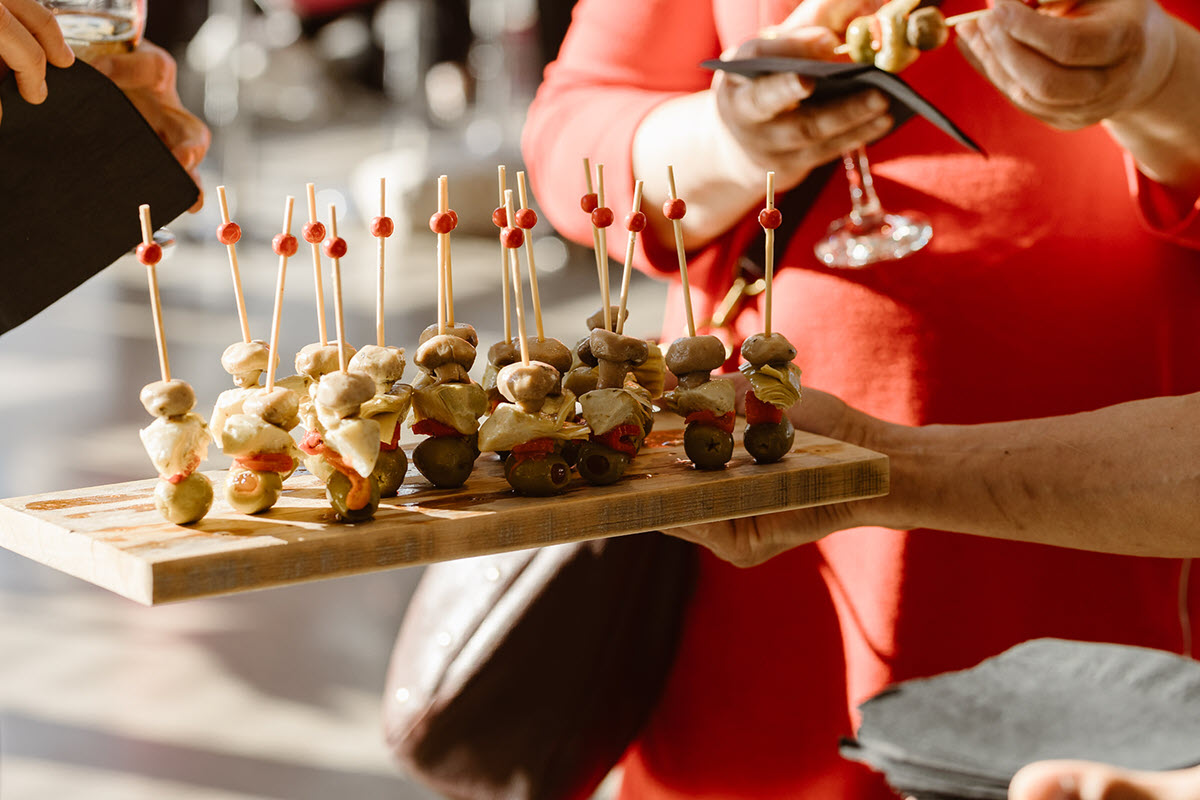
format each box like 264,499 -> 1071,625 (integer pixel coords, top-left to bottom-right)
295,342 -> 356,381
349,345 -> 406,389
140,379 -> 196,418
221,340 -> 273,378
315,371 -> 376,419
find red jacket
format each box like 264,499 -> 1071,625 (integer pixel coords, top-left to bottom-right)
523,2 -> 1200,797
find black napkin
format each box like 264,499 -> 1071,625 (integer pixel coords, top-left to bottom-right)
701,57 -> 982,153
841,638 -> 1200,800
0,61 -> 199,336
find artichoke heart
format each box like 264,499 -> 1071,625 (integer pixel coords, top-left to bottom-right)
665,378 -> 736,417
740,362 -> 802,410
220,414 -> 297,457
140,413 -> 210,478
323,416 -> 381,478
412,383 -> 488,434
478,404 -> 590,453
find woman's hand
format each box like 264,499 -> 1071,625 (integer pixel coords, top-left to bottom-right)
1010,759 -> 1200,800
91,42 -> 210,211
955,0 -> 1178,131
0,0 -> 75,125
665,381 -> 897,567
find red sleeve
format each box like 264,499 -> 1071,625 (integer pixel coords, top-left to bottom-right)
1126,154 -> 1200,250
521,0 -> 734,282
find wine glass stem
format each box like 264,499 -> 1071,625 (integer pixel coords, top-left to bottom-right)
844,146 -> 884,229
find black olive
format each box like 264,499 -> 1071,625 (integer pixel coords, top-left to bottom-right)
684,424 -> 734,470
327,471 -> 381,522
576,442 -> 631,485
505,453 -> 572,496
413,435 -> 478,488
373,448 -> 409,498
743,418 -> 795,464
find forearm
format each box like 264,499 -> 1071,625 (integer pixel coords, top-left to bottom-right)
1105,15 -> 1200,197
632,90 -> 765,252
865,394 -> 1200,556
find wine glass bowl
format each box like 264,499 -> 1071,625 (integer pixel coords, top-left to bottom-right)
39,0 -> 147,62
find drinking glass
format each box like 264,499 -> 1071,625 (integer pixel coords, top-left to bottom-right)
40,0 -> 147,63
813,146 -> 931,268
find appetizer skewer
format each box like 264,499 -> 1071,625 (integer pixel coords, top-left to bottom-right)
741,174 -> 802,464
410,177 -> 487,489
348,178 -> 414,498
659,170 -> 736,470
298,207 -> 383,521
135,204 -> 213,524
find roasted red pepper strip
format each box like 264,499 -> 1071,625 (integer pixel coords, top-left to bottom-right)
298,431 -> 370,509
685,410 -> 736,433
165,453 -> 201,484
234,452 -> 296,473
380,422 -> 404,452
412,418 -> 465,438
510,437 -> 557,465
596,423 -> 643,456
745,391 -> 784,425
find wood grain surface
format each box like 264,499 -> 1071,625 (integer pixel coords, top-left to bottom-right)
0,426 -> 887,605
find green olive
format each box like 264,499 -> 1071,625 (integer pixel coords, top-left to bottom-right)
154,472 -> 213,524
561,440 -> 582,467
684,424 -> 734,470
575,442 -> 630,486
413,436 -> 478,488
326,471 -> 381,522
225,467 -> 283,514
504,454 -> 571,496
373,448 -> 409,498
744,418 -> 795,464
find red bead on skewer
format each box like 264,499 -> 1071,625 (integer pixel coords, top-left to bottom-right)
370,216 -> 395,238
491,207 -> 507,228
759,208 -> 782,230
216,222 -> 241,245
664,198 -> 687,220
303,220 -> 326,243
324,236 -> 348,259
137,241 -> 162,266
580,193 -> 598,213
625,210 -> 647,233
591,207 -> 614,228
273,233 -> 298,257
501,226 -> 524,249
515,208 -> 537,230
429,211 -> 457,235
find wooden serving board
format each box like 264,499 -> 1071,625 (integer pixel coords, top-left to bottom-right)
0,425 -> 887,605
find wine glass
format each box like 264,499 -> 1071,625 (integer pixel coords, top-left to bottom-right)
813,146 -> 931,268
39,0 -> 147,62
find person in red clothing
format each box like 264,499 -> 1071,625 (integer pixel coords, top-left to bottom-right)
521,1 -> 1200,799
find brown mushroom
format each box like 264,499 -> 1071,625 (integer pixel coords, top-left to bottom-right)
666,335 -> 726,380
740,332 -> 797,368
415,334 -> 477,383
585,305 -> 629,333
140,379 -> 196,418
487,340 -> 522,369
419,322 -> 478,348
590,329 -> 649,389
498,361 -> 561,413
907,7 -> 947,51
563,366 -> 598,397
526,338 -> 573,376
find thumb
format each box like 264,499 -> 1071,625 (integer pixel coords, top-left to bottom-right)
1010,760 -> 1200,800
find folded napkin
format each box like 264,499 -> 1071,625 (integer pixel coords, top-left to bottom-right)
0,61 -> 199,335
841,638 -> 1200,800
701,57 -> 982,153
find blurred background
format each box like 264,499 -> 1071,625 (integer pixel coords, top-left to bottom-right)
0,1 -> 667,797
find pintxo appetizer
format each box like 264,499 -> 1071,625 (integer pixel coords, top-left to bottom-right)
347,178 -> 413,498
741,173 -> 802,464
410,176 -> 488,489
220,197 -> 304,514
657,168 -> 736,469
134,204 -> 213,524
478,189 -> 589,496
297,206 -> 382,521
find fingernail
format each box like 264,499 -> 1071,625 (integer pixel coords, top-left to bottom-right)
35,80 -> 48,102
1056,775 -> 1080,800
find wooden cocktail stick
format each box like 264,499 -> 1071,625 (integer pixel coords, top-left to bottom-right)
329,204 -> 349,373
582,158 -> 607,325
138,204 -> 170,383
763,172 -> 776,336
616,180 -> 645,336
595,164 -> 613,333
216,186 -> 251,343
504,190 -> 530,366
265,196 -> 296,392
666,165 -> 696,338
305,183 -> 329,347
436,178 -> 447,337
497,165 -> 512,344
441,177 -> 456,327
515,171 -> 545,341
376,178 -> 387,347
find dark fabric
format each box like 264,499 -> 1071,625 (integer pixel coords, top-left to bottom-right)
0,62 -> 199,336
384,533 -> 697,800
841,638 -> 1200,800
